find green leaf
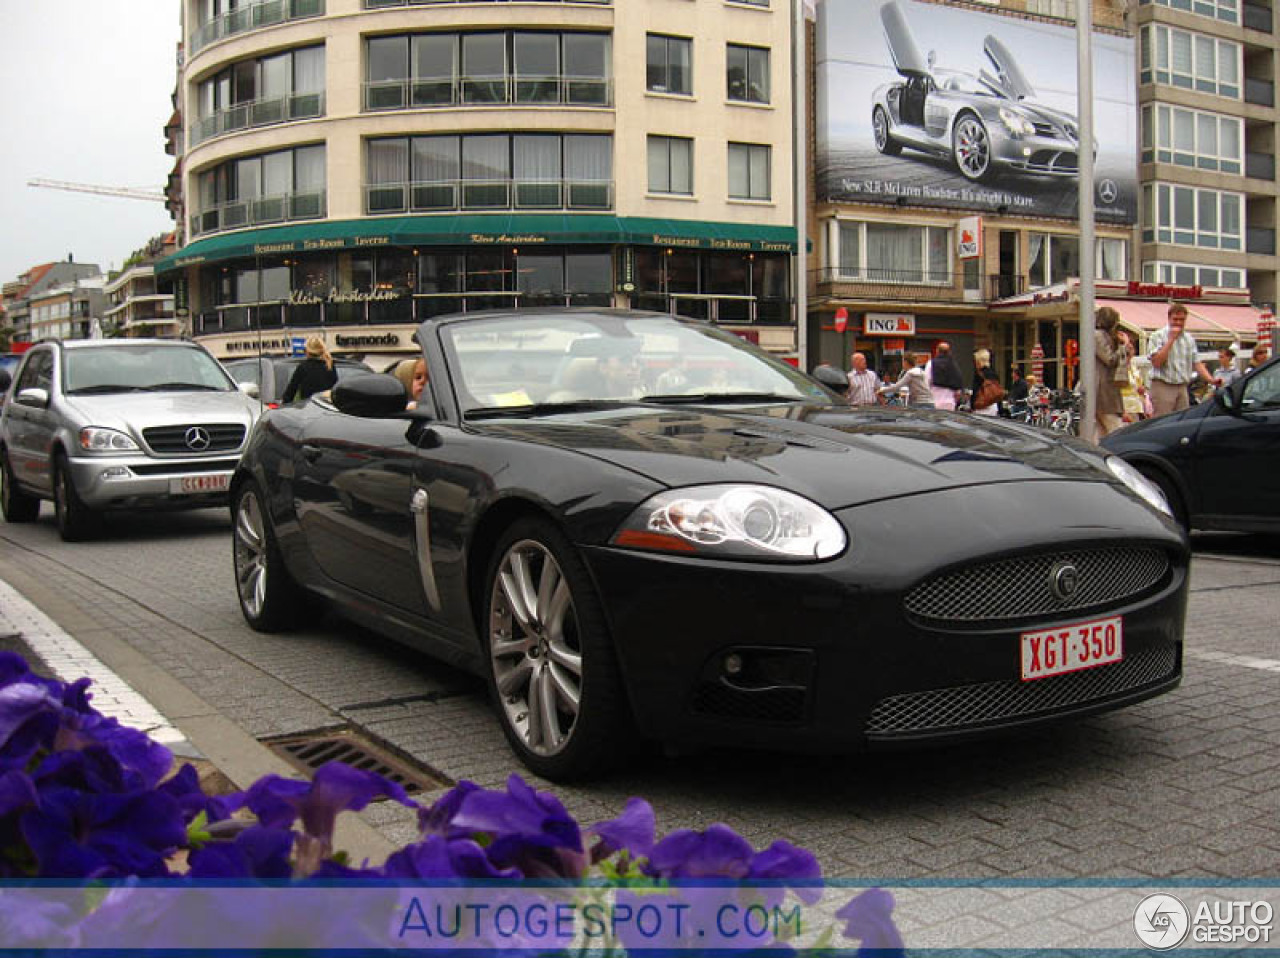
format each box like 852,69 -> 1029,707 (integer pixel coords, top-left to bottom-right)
185,810 -> 211,850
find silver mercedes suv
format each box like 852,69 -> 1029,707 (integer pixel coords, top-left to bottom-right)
0,339 -> 259,540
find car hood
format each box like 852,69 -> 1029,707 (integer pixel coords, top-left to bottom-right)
62,390 -> 259,432
473,403 -> 1112,510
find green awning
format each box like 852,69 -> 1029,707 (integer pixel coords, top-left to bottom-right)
155,214 -> 797,274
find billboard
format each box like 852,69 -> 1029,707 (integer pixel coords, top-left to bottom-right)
815,0 -> 1138,223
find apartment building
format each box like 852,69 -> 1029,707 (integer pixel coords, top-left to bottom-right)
104,265 -> 179,339
1,260 -> 104,346
157,0 -> 801,365
809,0 -> 1272,387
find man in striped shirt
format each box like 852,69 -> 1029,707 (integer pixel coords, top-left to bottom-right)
1147,302 -> 1213,417
847,351 -> 881,406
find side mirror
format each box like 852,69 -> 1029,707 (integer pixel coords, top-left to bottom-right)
811,364 -> 851,397
238,381 -> 260,399
16,387 -> 50,410
331,373 -> 411,419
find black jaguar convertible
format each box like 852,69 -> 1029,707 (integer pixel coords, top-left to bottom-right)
231,309 -> 1187,780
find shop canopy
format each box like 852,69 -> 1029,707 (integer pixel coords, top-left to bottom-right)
155,214 -> 799,275
1098,298 -> 1266,341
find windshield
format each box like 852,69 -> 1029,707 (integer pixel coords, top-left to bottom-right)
63,345 -> 235,395
440,313 -> 831,413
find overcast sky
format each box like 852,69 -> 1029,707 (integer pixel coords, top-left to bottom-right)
0,1 -> 179,284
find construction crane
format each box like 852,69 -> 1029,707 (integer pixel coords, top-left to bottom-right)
28,178 -> 165,203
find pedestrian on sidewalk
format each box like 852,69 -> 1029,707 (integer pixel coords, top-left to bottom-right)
1146,302 -> 1212,417
877,352 -> 934,408
846,351 -> 882,406
925,341 -> 964,410
1092,306 -> 1132,438
282,337 -> 338,403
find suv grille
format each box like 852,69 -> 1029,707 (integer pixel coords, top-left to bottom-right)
865,643 -> 1179,737
142,423 -> 246,455
904,547 -> 1170,625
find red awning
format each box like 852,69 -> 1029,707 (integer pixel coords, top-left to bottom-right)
1097,299 -> 1264,339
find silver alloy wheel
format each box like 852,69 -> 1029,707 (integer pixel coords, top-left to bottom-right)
234,489 -> 268,620
954,115 -> 990,179
873,108 -> 888,150
489,538 -> 583,757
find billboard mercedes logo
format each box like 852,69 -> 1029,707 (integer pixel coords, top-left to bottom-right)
185,426 -> 212,451
1049,561 -> 1081,602
1098,179 -> 1119,204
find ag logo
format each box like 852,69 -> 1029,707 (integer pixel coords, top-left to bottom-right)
1098,179 -> 1119,204
1134,893 -> 1190,950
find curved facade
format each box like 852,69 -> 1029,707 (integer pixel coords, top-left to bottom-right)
162,0 -> 799,365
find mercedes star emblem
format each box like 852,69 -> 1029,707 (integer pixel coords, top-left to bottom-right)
1049,561 -> 1081,602
185,426 -> 212,451
1098,179 -> 1119,204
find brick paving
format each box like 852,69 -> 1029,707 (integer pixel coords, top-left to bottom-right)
1,507 -> 1279,879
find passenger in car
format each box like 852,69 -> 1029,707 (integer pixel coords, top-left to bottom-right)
394,357 -> 428,408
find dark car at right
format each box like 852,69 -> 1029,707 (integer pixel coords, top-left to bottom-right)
1101,355 -> 1280,532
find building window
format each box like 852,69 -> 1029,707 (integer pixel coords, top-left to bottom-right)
1139,0 -> 1238,25
365,133 -> 613,212
647,135 -> 693,195
1140,25 -> 1240,98
193,45 -> 325,144
1142,260 -> 1244,288
727,143 -> 770,200
1141,104 -> 1242,173
836,222 -> 949,283
193,145 -> 326,236
364,31 -> 610,109
646,34 -> 691,95
1142,183 -> 1243,250
1027,235 -> 1127,285
726,44 -> 769,103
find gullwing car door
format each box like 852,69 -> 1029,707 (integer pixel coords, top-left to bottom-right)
880,1 -> 930,77
980,35 -> 1034,101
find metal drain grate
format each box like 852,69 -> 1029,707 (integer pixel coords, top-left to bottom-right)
264,729 -> 448,796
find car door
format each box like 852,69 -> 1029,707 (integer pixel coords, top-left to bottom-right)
292,398 -> 428,616
1192,363 -> 1280,524
5,348 -> 57,495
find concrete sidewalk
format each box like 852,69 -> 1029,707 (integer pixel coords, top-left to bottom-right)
0,576 -> 399,867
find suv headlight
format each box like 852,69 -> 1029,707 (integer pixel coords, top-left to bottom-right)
611,484 -> 847,561
1106,457 -> 1171,517
998,107 -> 1035,137
79,427 -> 140,453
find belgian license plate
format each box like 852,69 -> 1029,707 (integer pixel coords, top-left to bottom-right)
170,473 -> 232,495
1020,615 -> 1123,681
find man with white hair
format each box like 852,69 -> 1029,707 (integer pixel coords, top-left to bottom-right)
846,351 -> 881,406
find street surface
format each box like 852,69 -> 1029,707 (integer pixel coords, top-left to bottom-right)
1,505 -> 1278,878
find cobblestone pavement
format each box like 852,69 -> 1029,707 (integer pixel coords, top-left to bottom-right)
1,507 -> 1278,878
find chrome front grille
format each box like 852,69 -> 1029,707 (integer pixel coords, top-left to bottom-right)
904,547 -> 1170,625
865,643 -> 1179,736
143,423 -> 246,455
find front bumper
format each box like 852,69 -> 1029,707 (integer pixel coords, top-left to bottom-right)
583,479 -> 1187,752
67,453 -> 240,510
991,132 -> 1087,176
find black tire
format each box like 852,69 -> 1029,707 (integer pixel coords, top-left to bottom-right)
872,106 -> 902,156
1141,467 -> 1189,530
232,480 -> 307,631
953,112 -> 993,182
0,450 -> 40,523
483,516 -> 630,782
52,452 -> 100,541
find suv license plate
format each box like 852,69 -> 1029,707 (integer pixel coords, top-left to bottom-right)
1020,615 -> 1123,681
171,474 -> 232,495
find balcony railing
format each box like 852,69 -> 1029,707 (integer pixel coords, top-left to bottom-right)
1246,150 -> 1276,180
1245,77 -> 1275,107
364,179 -> 613,214
365,0 -> 608,7
190,190 -> 326,237
1243,2 -> 1273,31
190,0 -> 325,55
988,274 -> 1028,300
363,75 -> 611,111
190,93 -> 325,147
1247,226 -> 1276,254
817,268 -> 968,303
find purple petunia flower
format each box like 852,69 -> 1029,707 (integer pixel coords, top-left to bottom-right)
187,824 -> 295,879
836,887 -> 905,956
159,763 -> 242,825
382,834 -> 520,879
0,681 -> 62,771
589,796 -> 655,863
417,779 -> 480,837
451,774 -> 585,878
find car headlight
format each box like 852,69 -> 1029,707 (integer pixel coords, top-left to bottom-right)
611,484 -> 847,561
1106,456 -> 1171,517
79,427 -> 140,453
998,107 -> 1035,137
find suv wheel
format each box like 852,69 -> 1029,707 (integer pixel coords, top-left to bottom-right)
53,452 -> 100,541
1,450 -> 40,523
